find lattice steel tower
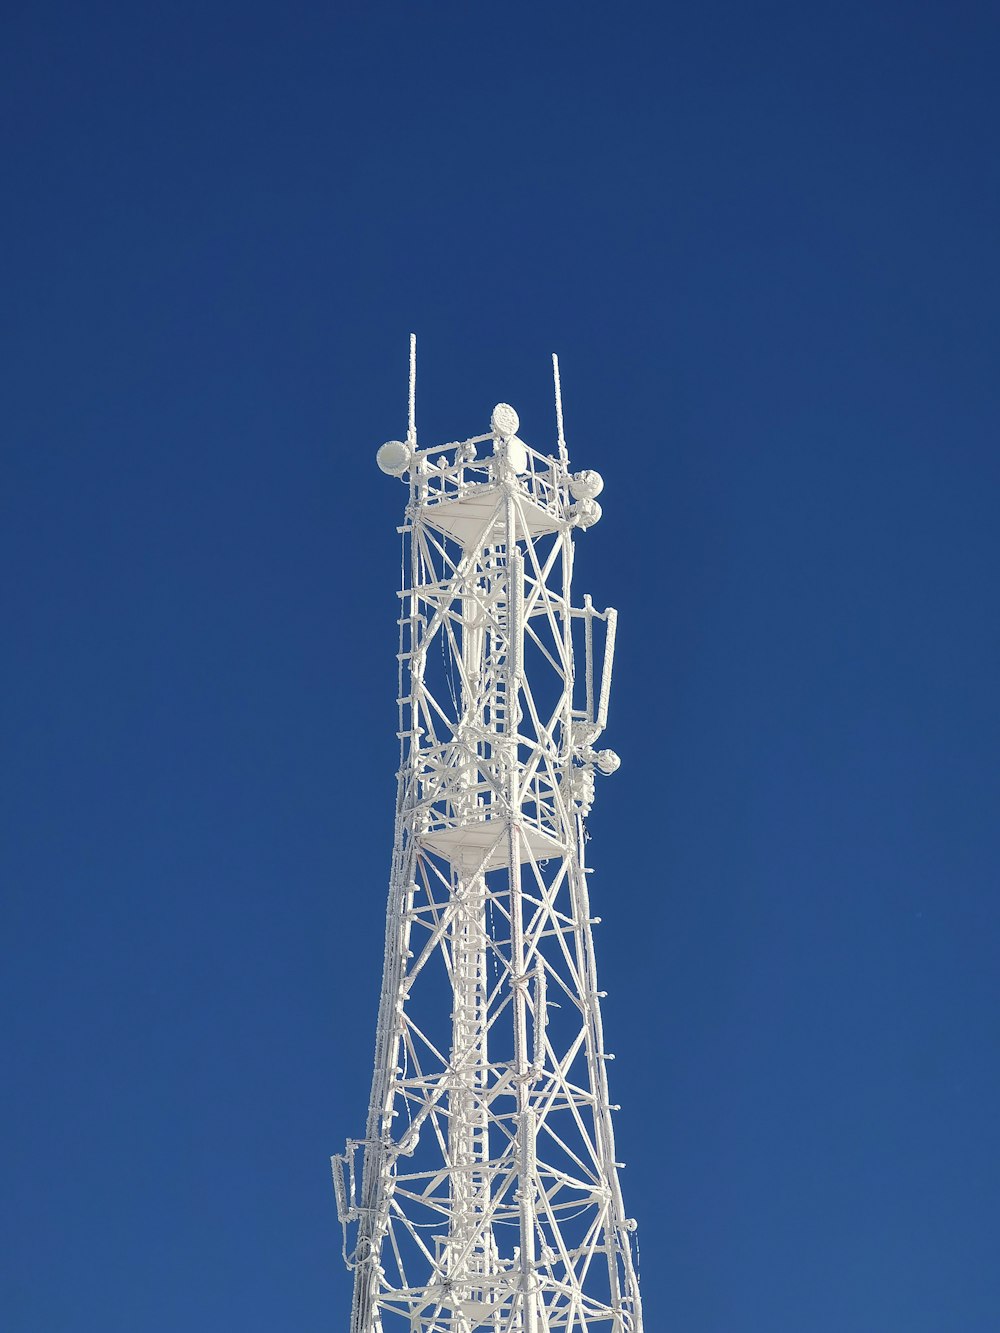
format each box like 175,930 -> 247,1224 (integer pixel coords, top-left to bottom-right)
333,339 -> 643,1332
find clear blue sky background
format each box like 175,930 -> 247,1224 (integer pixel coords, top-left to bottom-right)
3,3 -> 998,1330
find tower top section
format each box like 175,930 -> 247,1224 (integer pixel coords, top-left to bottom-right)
335,338 -> 642,1333
374,335 -> 604,547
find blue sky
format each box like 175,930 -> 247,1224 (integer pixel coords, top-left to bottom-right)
3,3 -> 999,1330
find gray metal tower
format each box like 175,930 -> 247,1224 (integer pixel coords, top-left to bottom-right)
333,339 -> 643,1332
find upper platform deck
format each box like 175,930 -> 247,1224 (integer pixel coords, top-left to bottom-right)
411,436 -> 567,548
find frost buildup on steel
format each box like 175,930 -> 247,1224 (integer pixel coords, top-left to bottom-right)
333,337 -> 644,1332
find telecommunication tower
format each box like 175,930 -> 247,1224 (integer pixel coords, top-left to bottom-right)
333,339 -> 644,1332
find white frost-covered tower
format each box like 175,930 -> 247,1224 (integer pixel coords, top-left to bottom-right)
333,339 -> 643,1332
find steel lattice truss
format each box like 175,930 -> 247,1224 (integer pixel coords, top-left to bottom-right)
334,343 -> 643,1333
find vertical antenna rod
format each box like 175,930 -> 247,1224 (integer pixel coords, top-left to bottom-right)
553,352 -> 568,465
408,333 -> 417,446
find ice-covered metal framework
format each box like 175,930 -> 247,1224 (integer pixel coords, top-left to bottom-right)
333,338 -> 643,1332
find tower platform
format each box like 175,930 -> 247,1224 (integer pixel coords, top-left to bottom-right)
419,816 -> 567,870
420,482 -> 564,548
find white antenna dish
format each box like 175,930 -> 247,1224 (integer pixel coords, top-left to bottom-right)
490,403 -> 519,440
376,440 -> 411,476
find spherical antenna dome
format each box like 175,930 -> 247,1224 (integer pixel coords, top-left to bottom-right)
570,469 -> 604,500
376,440 -> 411,476
596,748 -> 621,775
491,403 -> 519,440
572,498 -> 603,529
